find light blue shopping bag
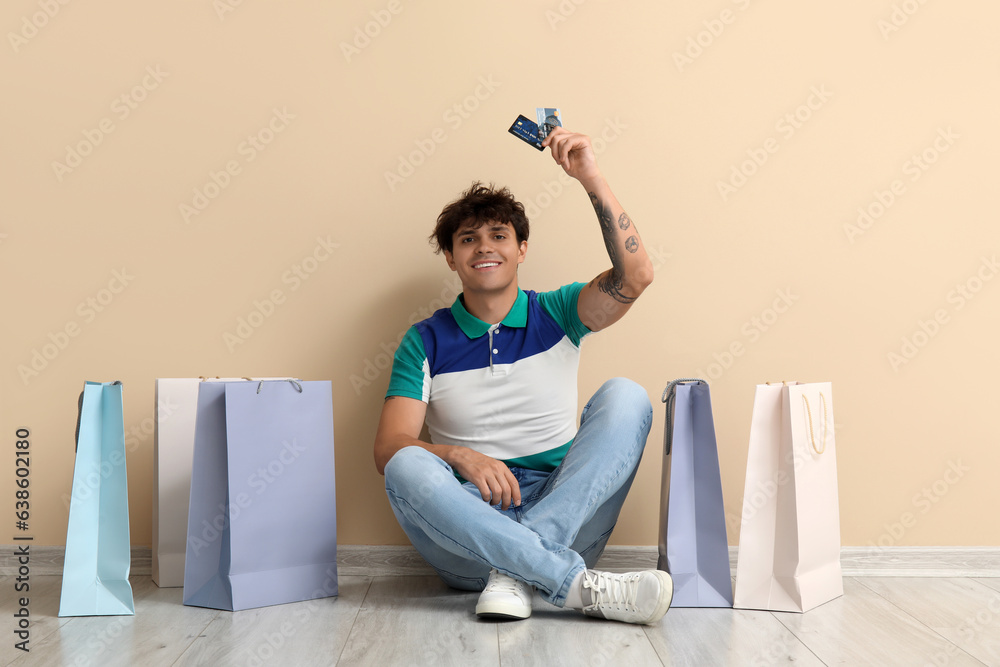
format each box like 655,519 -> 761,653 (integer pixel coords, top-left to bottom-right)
59,381 -> 135,617
658,379 -> 733,608
183,379 -> 338,611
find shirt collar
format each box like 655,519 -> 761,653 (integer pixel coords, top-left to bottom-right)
450,289 -> 528,338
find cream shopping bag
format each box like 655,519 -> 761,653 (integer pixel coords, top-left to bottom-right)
733,381 -> 843,612
153,377 -> 291,587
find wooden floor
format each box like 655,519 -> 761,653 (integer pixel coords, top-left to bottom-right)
4,575 -> 1000,666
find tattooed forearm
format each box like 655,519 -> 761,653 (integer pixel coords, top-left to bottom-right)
590,191 -> 623,272
588,189 -> 640,303
589,192 -> 615,233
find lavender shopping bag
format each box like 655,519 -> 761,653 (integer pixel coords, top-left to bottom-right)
657,379 -> 733,607
182,379 -> 338,611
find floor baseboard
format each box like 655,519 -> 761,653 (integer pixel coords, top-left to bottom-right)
3,545 -> 998,578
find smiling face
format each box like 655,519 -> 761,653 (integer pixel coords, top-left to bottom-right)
443,220 -> 527,297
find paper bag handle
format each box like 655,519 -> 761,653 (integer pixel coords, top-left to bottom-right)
802,393 -> 828,455
661,378 -> 704,456
256,378 -> 303,394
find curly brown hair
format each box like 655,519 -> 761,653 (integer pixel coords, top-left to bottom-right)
430,181 -> 529,254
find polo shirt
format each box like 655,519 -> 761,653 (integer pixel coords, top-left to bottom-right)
386,282 -> 592,471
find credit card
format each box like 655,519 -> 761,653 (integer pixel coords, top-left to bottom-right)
508,114 -> 544,151
535,107 -> 562,140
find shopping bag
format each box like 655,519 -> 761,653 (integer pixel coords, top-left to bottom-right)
153,377 -> 292,587
59,381 -> 135,617
733,381 -> 842,612
657,379 -> 733,607
183,379 -> 338,611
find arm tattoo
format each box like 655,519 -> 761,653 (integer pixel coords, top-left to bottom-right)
625,235 -> 638,253
589,191 -> 638,304
590,271 -> 638,303
618,212 -> 631,230
589,192 -> 615,231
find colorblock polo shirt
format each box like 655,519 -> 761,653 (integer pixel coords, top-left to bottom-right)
386,282 -> 591,471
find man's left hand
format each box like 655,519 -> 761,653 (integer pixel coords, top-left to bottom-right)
542,127 -> 602,184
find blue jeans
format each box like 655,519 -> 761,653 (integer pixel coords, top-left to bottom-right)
383,377 -> 653,607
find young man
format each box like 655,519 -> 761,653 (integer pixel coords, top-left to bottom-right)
373,127 -> 672,624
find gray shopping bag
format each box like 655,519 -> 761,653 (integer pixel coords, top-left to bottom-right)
658,379 -> 733,607
182,379 -> 338,611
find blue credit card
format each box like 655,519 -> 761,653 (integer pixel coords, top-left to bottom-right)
508,114 -> 544,151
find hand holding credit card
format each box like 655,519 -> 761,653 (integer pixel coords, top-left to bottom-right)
508,108 -> 563,150
535,107 -> 562,139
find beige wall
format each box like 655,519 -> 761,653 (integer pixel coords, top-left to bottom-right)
2,1 -> 998,550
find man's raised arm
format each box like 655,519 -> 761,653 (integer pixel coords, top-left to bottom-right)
542,127 -> 654,331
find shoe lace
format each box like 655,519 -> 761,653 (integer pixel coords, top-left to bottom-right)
582,571 -> 640,612
485,570 -> 521,594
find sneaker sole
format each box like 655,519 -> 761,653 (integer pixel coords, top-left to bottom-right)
646,570 -> 674,624
475,601 -> 531,620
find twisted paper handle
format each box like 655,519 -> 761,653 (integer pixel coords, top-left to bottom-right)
801,393 -> 828,455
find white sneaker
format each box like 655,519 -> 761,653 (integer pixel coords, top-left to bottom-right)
476,569 -> 532,620
581,569 -> 673,625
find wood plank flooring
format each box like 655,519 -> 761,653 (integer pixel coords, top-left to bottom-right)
3,575 -> 1000,666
